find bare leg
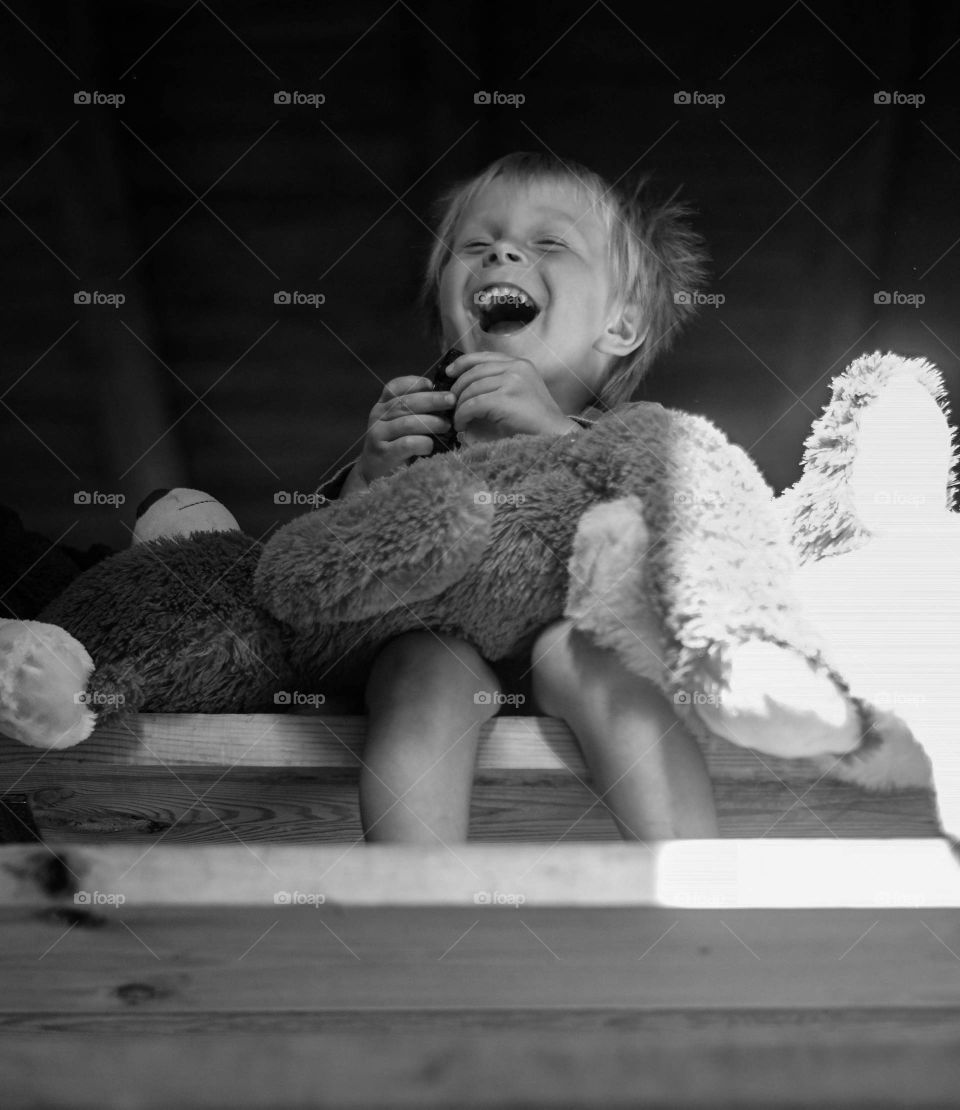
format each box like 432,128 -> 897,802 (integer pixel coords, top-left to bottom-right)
531,620 -> 719,839
361,631 -> 501,843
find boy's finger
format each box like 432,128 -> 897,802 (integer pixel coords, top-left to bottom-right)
442,350 -> 509,381
380,390 -> 455,419
382,413 -> 452,438
379,375 -> 435,400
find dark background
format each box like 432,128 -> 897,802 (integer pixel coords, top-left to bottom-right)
2,0 -> 958,548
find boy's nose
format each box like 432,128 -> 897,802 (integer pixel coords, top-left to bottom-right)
485,242 -> 525,264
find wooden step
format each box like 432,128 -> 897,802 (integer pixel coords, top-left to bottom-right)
2,840 -> 960,1106
0,713 -> 939,841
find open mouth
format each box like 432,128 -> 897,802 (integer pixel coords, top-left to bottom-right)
472,283 -> 541,334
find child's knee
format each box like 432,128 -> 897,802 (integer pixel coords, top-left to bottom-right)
366,630 -> 500,715
531,620 -> 650,717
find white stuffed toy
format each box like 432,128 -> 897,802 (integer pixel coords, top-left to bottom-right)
771,352 -> 960,841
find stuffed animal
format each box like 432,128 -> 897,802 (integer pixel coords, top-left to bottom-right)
255,350 -> 960,841
256,392 -> 862,761
3,352 -> 957,848
0,489 -> 294,748
777,352 -> 960,840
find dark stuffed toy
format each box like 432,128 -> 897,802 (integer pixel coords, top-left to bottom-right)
0,489 -> 294,748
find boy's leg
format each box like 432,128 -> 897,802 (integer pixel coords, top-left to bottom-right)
361,630 -> 501,843
530,620 -> 719,839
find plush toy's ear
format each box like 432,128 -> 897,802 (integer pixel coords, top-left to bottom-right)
848,372 -> 955,534
781,351 -> 956,563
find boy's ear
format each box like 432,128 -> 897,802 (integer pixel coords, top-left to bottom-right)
595,302 -> 648,359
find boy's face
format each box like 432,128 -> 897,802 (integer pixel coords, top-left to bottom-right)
438,178 -> 629,412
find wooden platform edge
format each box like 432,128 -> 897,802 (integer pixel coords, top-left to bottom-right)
2,712 -> 924,788
1,839 -> 958,907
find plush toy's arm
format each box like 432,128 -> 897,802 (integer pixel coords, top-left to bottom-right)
256,454 -> 494,632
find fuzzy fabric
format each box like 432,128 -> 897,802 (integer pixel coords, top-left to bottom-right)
37,531 -> 294,720
775,351 -> 960,832
256,400 -> 848,743
779,351 -> 957,563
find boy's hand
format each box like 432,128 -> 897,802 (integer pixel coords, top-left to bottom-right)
444,351 -> 578,443
350,375 -> 456,487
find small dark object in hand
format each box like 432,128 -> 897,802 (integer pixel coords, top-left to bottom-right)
427,347 -> 463,455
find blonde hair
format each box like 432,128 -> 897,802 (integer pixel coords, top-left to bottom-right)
420,151 -> 709,409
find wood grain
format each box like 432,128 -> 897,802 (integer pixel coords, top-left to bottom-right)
0,714 -> 938,842
0,712 -> 880,780
4,1021 -> 960,1109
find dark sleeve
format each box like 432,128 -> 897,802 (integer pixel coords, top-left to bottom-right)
315,459 -> 359,505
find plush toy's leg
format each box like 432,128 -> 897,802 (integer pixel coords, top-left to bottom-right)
257,461 -> 494,630
564,496 -> 861,760
693,641 -> 862,758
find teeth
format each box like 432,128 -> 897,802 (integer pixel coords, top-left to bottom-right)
473,284 -> 537,310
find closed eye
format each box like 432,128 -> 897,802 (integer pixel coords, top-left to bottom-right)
536,238 -> 567,249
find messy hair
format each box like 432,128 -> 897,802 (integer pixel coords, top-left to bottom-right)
420,151 -> 710,409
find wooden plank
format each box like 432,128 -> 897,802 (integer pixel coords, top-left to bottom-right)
0,712 -> 928,784
1,1005 -> 959,1036
4,1021 -> 960,1109
6,774 -> 938,844
3,901 -> 960,1012
2,840 -> 959,907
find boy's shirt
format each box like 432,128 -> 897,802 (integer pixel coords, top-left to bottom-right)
315,411 -> 598,505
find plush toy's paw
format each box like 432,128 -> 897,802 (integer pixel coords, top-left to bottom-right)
0,620 -> 96,749
695,640 -> 861,758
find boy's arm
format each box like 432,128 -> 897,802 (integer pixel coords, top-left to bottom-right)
314,459 -> 363,505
